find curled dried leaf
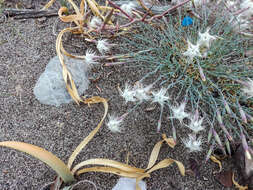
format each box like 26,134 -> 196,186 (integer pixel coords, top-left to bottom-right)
232,173 -> 248,190
210,155 -> 222,173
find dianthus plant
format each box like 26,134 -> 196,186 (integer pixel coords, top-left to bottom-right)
118,6 -> 253,159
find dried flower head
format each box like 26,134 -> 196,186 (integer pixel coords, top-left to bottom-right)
107,114 -> 124,133
120,2 -> 136,17
182,134 -> 202,152
120,83 -> 137,103
85,49 -> 97,66
134,83 -> 152,102
198,27 -> 217,48
183,40 -> 202,61
97,39 -> 112,54
170,100 -> 190,123
186,109 -> 205,133
89,16 -> 102,29
152,88 -> 170,106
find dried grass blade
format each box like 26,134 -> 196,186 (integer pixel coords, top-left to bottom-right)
87,0 -> 103,19
0,141 -> 74,183
62,66 -> 81,104
103,8 -> 114,26
146,140 -> 163,170
162,134 -> 176,148
146,158 -> 185,176
76,166 -> 146,178
67,0 -> 81,15
210,155 -> 222,173
58,7 -> 83,23
60,43 -> 85,59
232,173 -> 248,190
56,27 -> 82,104
72,158 -> 145,174
68,97 -> 108,169
80,0 -> 86,15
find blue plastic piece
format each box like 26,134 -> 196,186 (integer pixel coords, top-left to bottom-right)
182,16 -> 193,26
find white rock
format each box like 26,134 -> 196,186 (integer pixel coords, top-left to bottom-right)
112,177 -> 146,190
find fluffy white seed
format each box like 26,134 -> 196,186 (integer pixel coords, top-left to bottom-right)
106,115 -> 124,133
182,134 -> 202,152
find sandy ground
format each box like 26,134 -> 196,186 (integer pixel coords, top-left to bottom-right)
0,2 -> 242,190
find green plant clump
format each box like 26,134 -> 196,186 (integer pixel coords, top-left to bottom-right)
120,9 -> 253,158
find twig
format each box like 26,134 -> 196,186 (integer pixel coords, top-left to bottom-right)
2,8 -> 58,19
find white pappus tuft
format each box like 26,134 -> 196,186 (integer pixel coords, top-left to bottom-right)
198,27 -> 217,48
183,40 -> 202,61
106,114 -> 124,133
120,2 -> 136,17
151,88 -> 170,106
89,16 -> 102,29
97,39 -> 112,54
120,83 -> 137,103
170,100 -> 190,123
186,109 -> 205,133
134,83 -> 152,102
182,134 -> 202,152
85,49 -> 97,66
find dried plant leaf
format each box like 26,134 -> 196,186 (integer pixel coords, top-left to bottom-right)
188,158 -> 201,178
215,170 -> 233,187
72,158 -> 145,174
56,27 -> 83,104
80,0 -> 85,16
146,134 -> 176,170
58,7 -> 83,22
103,8 -> 114,25
210,155 -> 222,173
162,134 -> 176,148
67,0 -> 81,15
77,166 -> 145,178
87,0 -> 103,19
0,142 -> 74,183
68,97 -> 108,169
146,140 -> 163,170
146,158 -> 185,176
232,173 -> 248,190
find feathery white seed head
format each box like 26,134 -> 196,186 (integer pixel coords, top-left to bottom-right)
107,115 -> 124,133
120,83 -> 137,103
170,101 -> 190,123
198,27 -> 217,48
134,83 -> 152,102
85,49 -> 97,66
152,88 -> 170,106
97,39 -> 111,54
187,111 -> 205,133
89,16 -> 102,29
120,2 -> 136,16
183,40 -> 202,61
182,134 -> 202,152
